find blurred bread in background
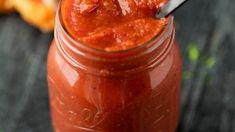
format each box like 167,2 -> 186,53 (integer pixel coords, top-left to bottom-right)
0,0 -> 58,32
13,0 -> 58,31
0,0 -> 14,13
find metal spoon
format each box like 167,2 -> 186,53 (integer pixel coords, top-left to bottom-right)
156,0 -> 188,18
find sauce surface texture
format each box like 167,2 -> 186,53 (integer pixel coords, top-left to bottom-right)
61,0 -> 168,51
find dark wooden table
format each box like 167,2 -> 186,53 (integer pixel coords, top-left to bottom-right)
0,0 -> 235,132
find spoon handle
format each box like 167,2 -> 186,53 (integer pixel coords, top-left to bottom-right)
156,0 -> 188,18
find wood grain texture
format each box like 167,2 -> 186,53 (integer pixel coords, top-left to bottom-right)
0,14 -> 53,132
175,0 -> 235,131
0,0 -> 235,131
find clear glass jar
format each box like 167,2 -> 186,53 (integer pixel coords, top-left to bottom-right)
47,8 -> 182,132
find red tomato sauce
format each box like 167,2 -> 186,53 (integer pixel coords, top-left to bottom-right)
47,0 -> 182,132
61,0 -> 168,51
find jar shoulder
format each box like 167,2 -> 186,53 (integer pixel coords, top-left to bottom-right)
48,42 -> 81,88
47,41 -> 182,87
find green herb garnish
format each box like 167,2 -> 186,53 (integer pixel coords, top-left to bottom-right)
188,42 -> 200,63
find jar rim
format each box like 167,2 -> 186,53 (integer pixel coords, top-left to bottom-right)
55,1 -> 174,56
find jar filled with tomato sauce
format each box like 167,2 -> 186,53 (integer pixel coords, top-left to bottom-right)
47,0 -> 182,131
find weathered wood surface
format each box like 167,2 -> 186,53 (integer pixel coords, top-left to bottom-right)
0,0 -> 234,131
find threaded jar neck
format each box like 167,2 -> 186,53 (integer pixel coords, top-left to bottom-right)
54,4 -> 175,76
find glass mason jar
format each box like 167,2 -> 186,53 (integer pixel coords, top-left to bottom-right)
47,8 -> 182,132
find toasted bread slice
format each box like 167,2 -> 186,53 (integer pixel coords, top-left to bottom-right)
0,0 -> 14,13
13,0 -> 57,31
